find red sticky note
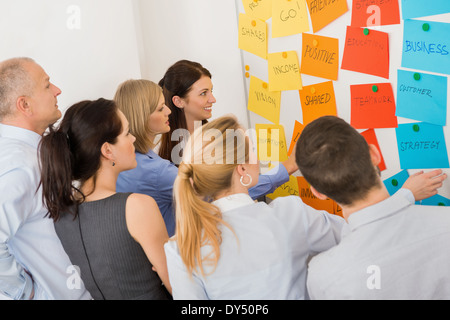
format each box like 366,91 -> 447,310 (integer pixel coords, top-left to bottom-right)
351,0 -> 400,27
350,83 -> 398,129
360,129 -> 387,172
341,26 -> 390,79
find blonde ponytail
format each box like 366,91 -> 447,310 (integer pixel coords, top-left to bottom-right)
173,116 -> 249,276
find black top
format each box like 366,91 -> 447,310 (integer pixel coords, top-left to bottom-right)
55,193 -> 170,300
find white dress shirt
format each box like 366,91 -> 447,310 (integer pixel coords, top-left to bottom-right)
164,193 -> 348,300
0,124 -> 91,300
307,188 -> 450,300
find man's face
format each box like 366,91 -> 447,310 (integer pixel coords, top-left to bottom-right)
24,62 -> 62,133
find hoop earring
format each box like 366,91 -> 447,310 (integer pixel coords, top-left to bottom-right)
240,174 -> 253,187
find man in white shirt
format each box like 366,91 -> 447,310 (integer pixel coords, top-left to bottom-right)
0,57 -> 91,300
296,116 -> 450,300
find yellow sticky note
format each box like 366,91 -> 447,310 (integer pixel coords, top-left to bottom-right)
255,123 -> 288,162
268,51 -> 303,91
297,177 -> 335,214
267,175 -> 300,200
248,76 -> 281,124
272,0 -> 310,38
301,33 -> 339,81
242,0 -> 272,21
306,0 -> 348,33
300,81 -> 337,125
238,13 -> 268,60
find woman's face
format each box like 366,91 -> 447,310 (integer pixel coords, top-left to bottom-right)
181,76 -> 216,122
112,110 -> 137,171
148,93 -> 172,135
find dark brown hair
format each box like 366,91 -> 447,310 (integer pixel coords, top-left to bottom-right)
158,60 -> 211,162
39,98 -> 123,221
295,116 -> 381,206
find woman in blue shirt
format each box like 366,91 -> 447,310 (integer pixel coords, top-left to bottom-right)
115,79 -> 297,237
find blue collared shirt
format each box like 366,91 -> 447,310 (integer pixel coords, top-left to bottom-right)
117,149 -> 290,237
0,124 -> 91,300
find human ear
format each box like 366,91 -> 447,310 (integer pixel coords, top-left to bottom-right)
100,142 -> 115,162
172,96 -> 184,109
368,144 -> 381,167
16,96 -> 32,116
310,185 -> 329,201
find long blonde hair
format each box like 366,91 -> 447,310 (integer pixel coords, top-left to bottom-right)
173,116 -> 250,276
114,79 -> 162,154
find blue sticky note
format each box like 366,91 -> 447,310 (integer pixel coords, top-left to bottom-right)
402,19 -> 450,75
401,0 -> 450,19
383,170 -> 410,196
396,122 -> 450,169
396,70 -> 448,126
421,194 -> 450,207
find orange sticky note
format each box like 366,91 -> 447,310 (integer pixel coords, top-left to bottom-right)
341,26 -> 390,79
301,33 -> 339,81
350,83 -> 398,129
297,177 -> 335,214
300,81 -> 337,125
268,51 -> 303,91
287,120 -> 305,156
238,13 -> 268,60
272,0 -> 310,38
351,0 -> 400,27
306,0 -> 348,33
360,129 -> 387,171
267,175 -> 300,201
242,0 -> 273,21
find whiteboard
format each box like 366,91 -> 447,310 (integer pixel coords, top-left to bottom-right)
235,0 -> 450,200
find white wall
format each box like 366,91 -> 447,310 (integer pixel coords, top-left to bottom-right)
0,0 -> 142,113
132,0 -> 249,126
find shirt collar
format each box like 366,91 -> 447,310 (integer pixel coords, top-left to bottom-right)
347,188 -> 413,232
212,193 -> 256,213
0,124 -> 42,149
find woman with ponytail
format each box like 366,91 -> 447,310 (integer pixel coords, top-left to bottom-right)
164,116 -> 347,300
39,98 -> 172,300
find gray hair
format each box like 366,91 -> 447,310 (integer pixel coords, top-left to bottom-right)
0,57 -> 36,121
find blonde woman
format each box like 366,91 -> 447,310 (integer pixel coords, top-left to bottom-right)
115,79 -> 297,237
115,80 -> 178,236
164,116 -> 347,300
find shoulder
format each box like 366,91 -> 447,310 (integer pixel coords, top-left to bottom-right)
126,193 -> 158,211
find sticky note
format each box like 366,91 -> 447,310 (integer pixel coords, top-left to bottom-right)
297,177 -> 335,214
396,70 -> 448,126
300,81 -> 337,125
242,0 -> 272,21
402,19 -> 450,75
421,194 -> 450,207
255,123 -> 288,162
361,129 -> 387,172
383,170 -> 410,196
341,26 -> 390,79
401,0 -> 450,19
238,13 -> 268,60
272,0 -> 309,38
351,0 -> 400,27
351,83 -> 398,129
267,175 -> 300,201
287,120 -> 305,156
306,0 -> 348,33
301,33 -> 339,81
396,122 -> 450,169
247,76 -> 281,124
268,51 -> 303,91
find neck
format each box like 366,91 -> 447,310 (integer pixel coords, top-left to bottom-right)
1,118 -> 45,136
214,182 -> 249,201
185,114 -> 202,135
339,185 -> 390,221
81,165 -> 118,201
